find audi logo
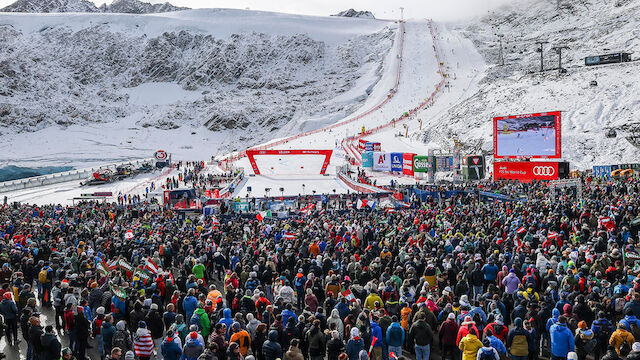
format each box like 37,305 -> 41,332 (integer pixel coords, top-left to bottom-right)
533,166 -> 555,176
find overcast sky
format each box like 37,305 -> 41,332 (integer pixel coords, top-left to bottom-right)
0,0 -> 515,21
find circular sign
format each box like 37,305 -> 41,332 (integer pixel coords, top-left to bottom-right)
154,150 -> 167,161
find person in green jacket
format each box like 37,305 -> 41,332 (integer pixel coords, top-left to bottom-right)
192,302 -> 211,338
192,261 -> 206,282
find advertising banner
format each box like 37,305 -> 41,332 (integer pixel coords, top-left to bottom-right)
436,156 -> 454,172
358,139 -> 368,152
466,155 -> 485,180
403,153 -> 416,176
494,161 -> 559,182
493,111 -> 562,159
362,151 -> 373,168
372,142 -> 381,151
365,142 -> 373,152
373,152 -> 391,171
413,156 -> 431,173
390,152 -> 403,172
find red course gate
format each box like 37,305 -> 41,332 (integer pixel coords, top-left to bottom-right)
246,149 -> 333,175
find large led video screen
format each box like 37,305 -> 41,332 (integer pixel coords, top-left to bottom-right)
493,111 -> 561,159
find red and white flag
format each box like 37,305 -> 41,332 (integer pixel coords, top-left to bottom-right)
398,201 -> 411,208
599,216 -> 616,231
548,231 -> 558,240
318,208 -> 326,216
283,231 -> 296,240
356,199 -> 368,210
300,203 -> 315,215
516,226 -> 526,234
444,206 -> 453,214
144,258 -> 160,274
341,289 -> 356,302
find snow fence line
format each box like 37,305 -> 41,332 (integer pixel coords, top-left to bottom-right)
0,158 -> 155,194
336,166 -> 391,194
343,19 -> 446,166
222,21 -> 407,165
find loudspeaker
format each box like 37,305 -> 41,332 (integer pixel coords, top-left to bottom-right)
558,162 -> 570,179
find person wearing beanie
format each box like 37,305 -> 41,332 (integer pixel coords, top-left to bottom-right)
456,315 -> 479,346
386,316 -> 405,359
627,342 -> 640,360
133,321 -> 154,360
591,311 -> 614,360
610,321 -> 635,356
191,301 -> 211,338
112,320 -> 132,355
285,338 -> 304,360
439,312 -> 460,360
347,327 -> 364,360
182,332 -> 204,360
550,316 -> 576,360
410,313 -> 434,360
484,327 -> 507,359
124,350 -> 135,360
574,321 -> 596,360
161,330 -> 182,360
508,318 -> 533,360
229,321 -> 251,356
40,324 -> 61,360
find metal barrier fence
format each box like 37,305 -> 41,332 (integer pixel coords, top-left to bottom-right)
0,158 -> 155,194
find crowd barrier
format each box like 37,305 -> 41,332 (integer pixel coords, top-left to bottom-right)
0,158 -> 155,194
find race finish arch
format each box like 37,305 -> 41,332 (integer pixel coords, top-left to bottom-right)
246,149 -> 333,175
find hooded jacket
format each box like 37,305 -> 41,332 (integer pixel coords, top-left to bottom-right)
218,308 -> 234,339
550,322 -> 575,357
183,295 -> 198,321
346,329 -> 364,360
192,308 -> 211,338
439,318 -> 460,346
370,321 -> 383,348
508,318 -> 532,357
262,330 -> 283,360
459,333 -> 483,360
386,322 -> 405,347
327,309 -> 344,336
502,272 -> 520,294
546,308 -> 561,333
112,321 -> 132,353
410,319 -> 434,346
101,321 -> 116,349
182,337 -> 204,360
40,331 -> 61,360
161,336 -> 183,360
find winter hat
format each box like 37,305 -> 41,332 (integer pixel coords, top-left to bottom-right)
138,321 -> 147,329
578,321 -> 587,329
116,320 -> 126,331
96,307 -> 105,315
3,293 -> 11,300
351,327 -> 360,339
125,351 -> 135,360
514,318 -> 523,328
151,303 -> 158,310
447,313 -> 455,320
190,331 -> 198,339
359,350 -> 369,360
633,342 -> 640,352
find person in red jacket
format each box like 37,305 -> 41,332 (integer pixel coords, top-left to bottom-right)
484,317 -> 508,344
439,313 -> 460,360
456,316 -> 480,345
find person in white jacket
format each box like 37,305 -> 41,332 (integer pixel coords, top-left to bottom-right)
476,339 -> 500,360
279,280 -> 295,305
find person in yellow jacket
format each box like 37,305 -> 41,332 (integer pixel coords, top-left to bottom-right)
459,329 -> 483,360
609,321 -> 635,355
364,289 -> 383,310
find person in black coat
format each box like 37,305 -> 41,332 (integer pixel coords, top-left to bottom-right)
326,330 -> 344,360
75,310 -> 91,360
262,330 -> 283,360
28,316 -> 44,360
40,325 -> 62,360
145,304 -> 164,341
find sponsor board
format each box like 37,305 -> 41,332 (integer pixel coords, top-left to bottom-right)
413,156 -> 432,173
390,152 -> 403,172
402,153 -> 416,176
373,152 -> 391,171
362,151 -> 373,168
493,161 -> 559,182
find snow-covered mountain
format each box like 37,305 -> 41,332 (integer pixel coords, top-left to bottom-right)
422,0 -> 640,168
0,9 -> 396,166
332,9 -> 375,19
1,0 -> 188,13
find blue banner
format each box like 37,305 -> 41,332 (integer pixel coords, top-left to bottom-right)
391,153 -> 403,172
362,151 -> 373,168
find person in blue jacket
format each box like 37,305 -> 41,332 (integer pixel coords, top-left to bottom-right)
218,308 -> 234,339
386,317 -> 405,358
482,260 -> 499,288
182,289 -> 198,322
550,316 -> 575,360
621,308 -> 640,330
161,330 -> 183,360
370,315 -> 384,360
347,328 -> 365,360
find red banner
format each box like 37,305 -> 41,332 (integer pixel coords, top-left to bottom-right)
402,153 -> 416,176
246,149 -> 333,175
494,161 -> 559,182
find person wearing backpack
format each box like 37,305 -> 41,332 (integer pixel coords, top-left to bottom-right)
38,263 -> 54,307
508,318 -> 532,360
609,321 -> 635,356
592,312 -> 614,360
575,321 -> 598,360
476,338 -> 500,360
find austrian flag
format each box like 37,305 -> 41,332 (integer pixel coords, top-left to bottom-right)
144,258 -> 160,274
283,231 -> 296,240
516,227 -> 526,234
